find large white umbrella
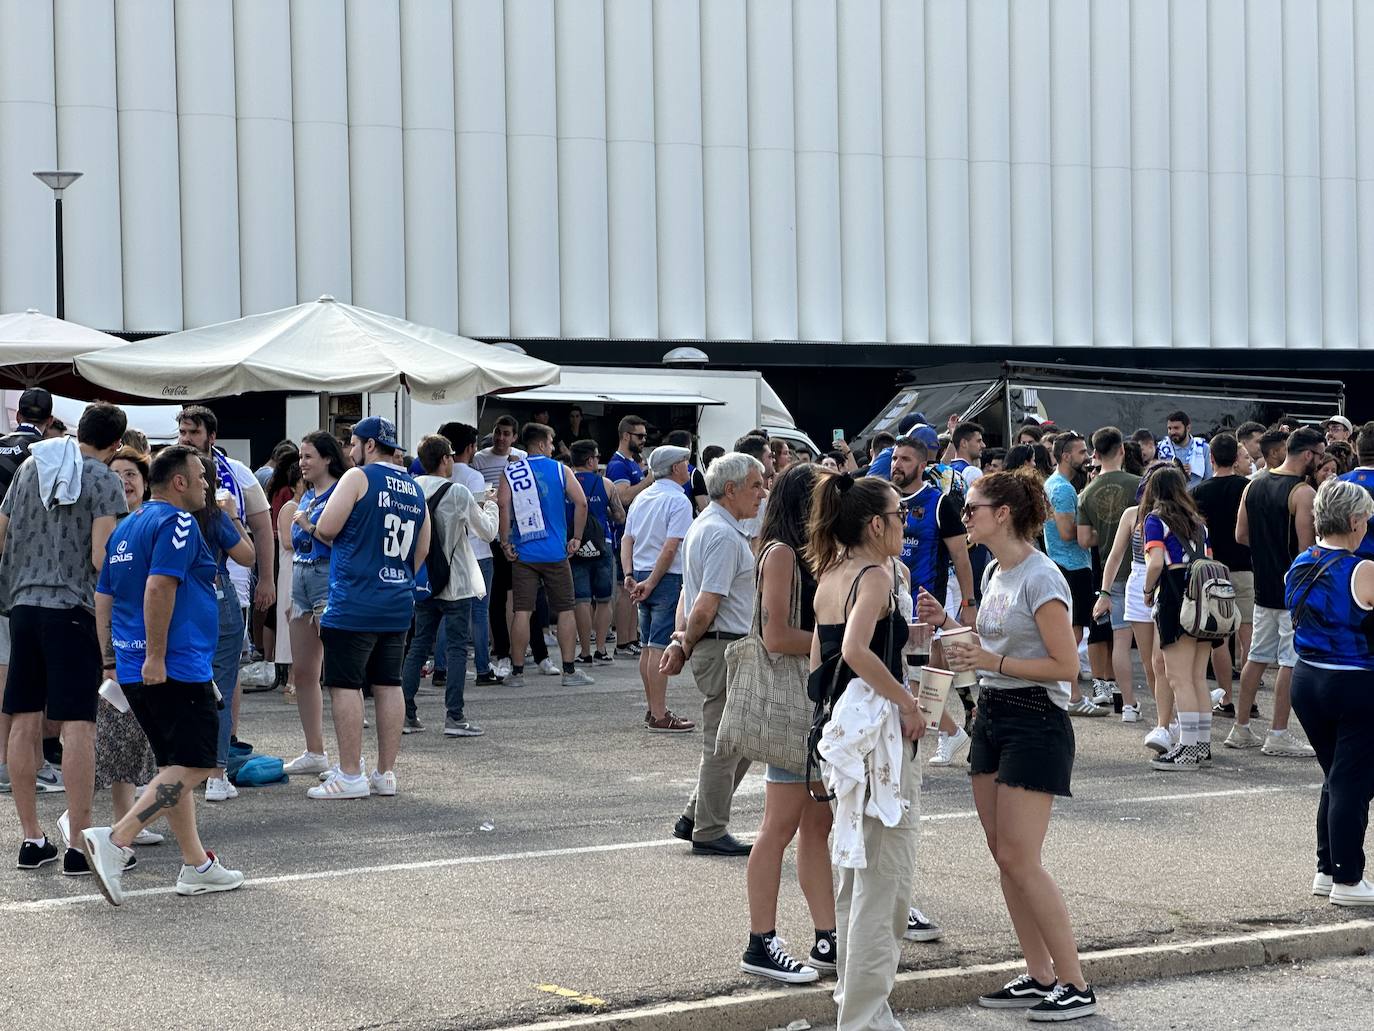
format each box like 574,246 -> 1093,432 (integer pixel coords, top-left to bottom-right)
75,295 -> 560,402
0,308 -> 128,390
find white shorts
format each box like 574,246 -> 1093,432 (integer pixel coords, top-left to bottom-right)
1124,564 -> 1152,624
1249,605 -> 1296,668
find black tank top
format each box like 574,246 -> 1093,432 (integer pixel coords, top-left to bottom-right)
1246,472 -> 1304,608
816,564 -> 905,686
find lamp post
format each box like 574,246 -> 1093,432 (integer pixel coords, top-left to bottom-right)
32,171 -> 83,320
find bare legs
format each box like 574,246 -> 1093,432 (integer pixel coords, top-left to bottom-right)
288,615 -> 327,755
639,646 -> 669,719
109,766 -> 213,866
972,775 -> 1086,990
747,782 -> 835,934
1110,627 -> 1136,707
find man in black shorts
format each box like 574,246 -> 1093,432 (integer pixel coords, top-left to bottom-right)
0,402 -> 126,874
83,445 -> 244,904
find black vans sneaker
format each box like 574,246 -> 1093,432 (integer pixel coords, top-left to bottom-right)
1150,742 -> 1202,771
978,973 -> 1056,1008
808,929 -> 837,973
17,838 -> 58,870
739,932 -> 819,985
62,847 -> 92,876
1027,983 -> 1097,1021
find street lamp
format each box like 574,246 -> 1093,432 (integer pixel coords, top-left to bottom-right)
32,171 -> 82,320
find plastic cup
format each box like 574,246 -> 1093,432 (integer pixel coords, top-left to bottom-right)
941,626 -> 980,689
917,666 -> 955,731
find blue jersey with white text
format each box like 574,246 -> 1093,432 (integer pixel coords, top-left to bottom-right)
509,456 -> 569,564
322,464 -> 427,632
96,501 -> 219,685
290,484 -> 336,563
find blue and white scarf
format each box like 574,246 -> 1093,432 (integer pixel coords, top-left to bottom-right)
214,448 -> 245,521
506,458 -> 548,542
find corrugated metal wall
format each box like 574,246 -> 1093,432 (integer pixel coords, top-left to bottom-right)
1,0 -> 1371,348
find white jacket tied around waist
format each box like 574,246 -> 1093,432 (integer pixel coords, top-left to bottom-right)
819,677 -> 909,869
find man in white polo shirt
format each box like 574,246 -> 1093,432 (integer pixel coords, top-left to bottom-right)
621,445 -> 695,733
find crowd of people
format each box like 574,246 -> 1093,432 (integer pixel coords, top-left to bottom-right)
4,381 -> 1371,1025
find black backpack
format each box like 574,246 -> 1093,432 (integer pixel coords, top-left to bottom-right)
422,482 -> 455,597
804,563 -> 900,802
0,429 -> 39,504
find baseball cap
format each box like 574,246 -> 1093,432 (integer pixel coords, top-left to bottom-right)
649,444 -> 691,476
902,425 -> 941,453
17,387 -> 52,420
352,415 -> 400,450
1325,415 -> 1353,432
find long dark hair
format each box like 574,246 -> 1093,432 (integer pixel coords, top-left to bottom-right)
1004,443 -> 1053,480
266,450 -> 300,500
1147,466 -> 1203,542
805,472 -> 898,576
760,463 -> 820,581
301,430 -> 347,485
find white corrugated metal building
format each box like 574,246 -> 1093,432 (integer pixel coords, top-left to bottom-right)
2,1 -> 1372,372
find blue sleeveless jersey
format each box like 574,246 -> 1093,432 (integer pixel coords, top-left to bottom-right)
509,456 -> 569,564
290,483 -> 336,564
899,482 -> 946,595
1339,469 -> 1374,561
322,464 -> 427,632
1285,545 -> 1374,670
571,470 -> 613,550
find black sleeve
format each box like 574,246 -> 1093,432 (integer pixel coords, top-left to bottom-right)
691,467 -> 708,499
937,492 -> 964,538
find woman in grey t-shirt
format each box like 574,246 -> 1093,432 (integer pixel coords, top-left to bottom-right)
917,470 -> 1098,1021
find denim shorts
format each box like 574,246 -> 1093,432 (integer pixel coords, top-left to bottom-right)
571,552 -> 614,603
764,763 -> 808,784
968,686 -> 1075,797
291,560 -> 330,618
635,571 -> 683,648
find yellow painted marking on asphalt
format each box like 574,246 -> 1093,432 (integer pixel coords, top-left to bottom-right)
536,984 -> 606,1007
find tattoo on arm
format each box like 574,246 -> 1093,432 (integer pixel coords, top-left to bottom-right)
135,781 -> 184,823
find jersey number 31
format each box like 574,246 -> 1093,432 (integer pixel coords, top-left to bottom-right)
382,513 -> 415,560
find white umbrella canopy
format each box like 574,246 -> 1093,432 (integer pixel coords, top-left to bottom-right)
0,309 -> 129,390
75,295 -> 560,402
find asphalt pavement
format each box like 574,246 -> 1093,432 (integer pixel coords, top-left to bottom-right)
0,655 -> 1363,1031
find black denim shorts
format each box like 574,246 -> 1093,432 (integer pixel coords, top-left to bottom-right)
968,686 -> 1075,797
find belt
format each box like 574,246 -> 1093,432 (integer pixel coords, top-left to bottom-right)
702,631 -> 744,642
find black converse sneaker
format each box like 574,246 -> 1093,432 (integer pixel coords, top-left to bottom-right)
978,973 -> 1056,1008
808,929 -> 837,973
739,932 -> 819,984
1027,982 -> 1098,1021
1150,742 -> 1201,771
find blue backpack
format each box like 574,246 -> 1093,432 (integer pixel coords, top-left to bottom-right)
227,754 -> 288,786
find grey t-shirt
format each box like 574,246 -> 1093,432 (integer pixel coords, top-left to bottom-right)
681,502 -> 755,636
974,548 -> 1073,709
0,456 -> 126,611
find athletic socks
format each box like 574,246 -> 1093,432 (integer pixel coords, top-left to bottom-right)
24,836 -> 46,847
1199,710 -> 1213,743
195,856 -> 214,874
1179,711 -> 1202,746
563,661 -> 576,675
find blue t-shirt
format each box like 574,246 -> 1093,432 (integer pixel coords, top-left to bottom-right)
1043,472 -> 1090,571
323,464 -> 428,632
605,451 -> 643,532
509,456 -> 569,564
291,484 -> 336,563
96,501 -> 219,684
571,470 -> 613,550
1286,545 -> 1374,670
866,446 -> 894,480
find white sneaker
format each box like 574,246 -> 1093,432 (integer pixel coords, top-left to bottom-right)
307,770 -> 370,799
493,658 -> 513,678
1262,729 -> 1316,757
1330,879 -> 1374,907
318,756 -> 367,782
1089,679 -> 1113,706
1224,723 -> 1263,749
79,826 -> 132,907
1144,726 -> 1172,754
369,769 -> 397,797
57,809 -> 70,850
132,828 -> 164,846
1210,687 -> 1226,707
1121,704 -> 1141,723
538,657 -> 560,676
205,777 -> 231,802
175,851 -> 245,895
1313,872 -> 1334,897
283,751 -> 330,776
928,727 -> 970,767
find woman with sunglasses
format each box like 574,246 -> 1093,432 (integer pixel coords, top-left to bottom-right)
807,473 -> 923,1028
917,469 -> 1096,1021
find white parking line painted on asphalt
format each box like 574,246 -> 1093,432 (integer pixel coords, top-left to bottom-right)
2,783 -> 1322,913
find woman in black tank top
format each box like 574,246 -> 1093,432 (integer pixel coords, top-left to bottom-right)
805,473 -> 924,1029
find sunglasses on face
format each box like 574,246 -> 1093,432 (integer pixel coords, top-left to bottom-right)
961,502 -> 997,520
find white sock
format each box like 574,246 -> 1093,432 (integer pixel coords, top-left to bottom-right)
1199,711 -> 1212,742
24,836 -> 46,847
195,856 -> 214,873
1179,712 -> 1201,746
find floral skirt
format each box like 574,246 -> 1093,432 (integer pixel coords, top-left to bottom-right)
95,697 -> 158,790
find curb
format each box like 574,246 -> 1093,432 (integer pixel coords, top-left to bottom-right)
507,919 -> 1374,1031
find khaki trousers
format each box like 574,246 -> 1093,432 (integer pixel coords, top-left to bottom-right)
832,740 -> 921,1031
680,638 -> 751,841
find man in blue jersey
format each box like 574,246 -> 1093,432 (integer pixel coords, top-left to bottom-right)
608,415 -> 653,658
83,445 -> 244,905
310,417 -> 430,800
568,439 -> 624,664
498,423 -> 591,689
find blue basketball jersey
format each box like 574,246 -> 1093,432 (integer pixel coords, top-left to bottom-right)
1286,545 -> 1374,670
322,463 -> 427,632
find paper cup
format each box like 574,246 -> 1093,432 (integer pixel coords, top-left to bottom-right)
917,666 -> 954,732
941,626 -> 980,688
